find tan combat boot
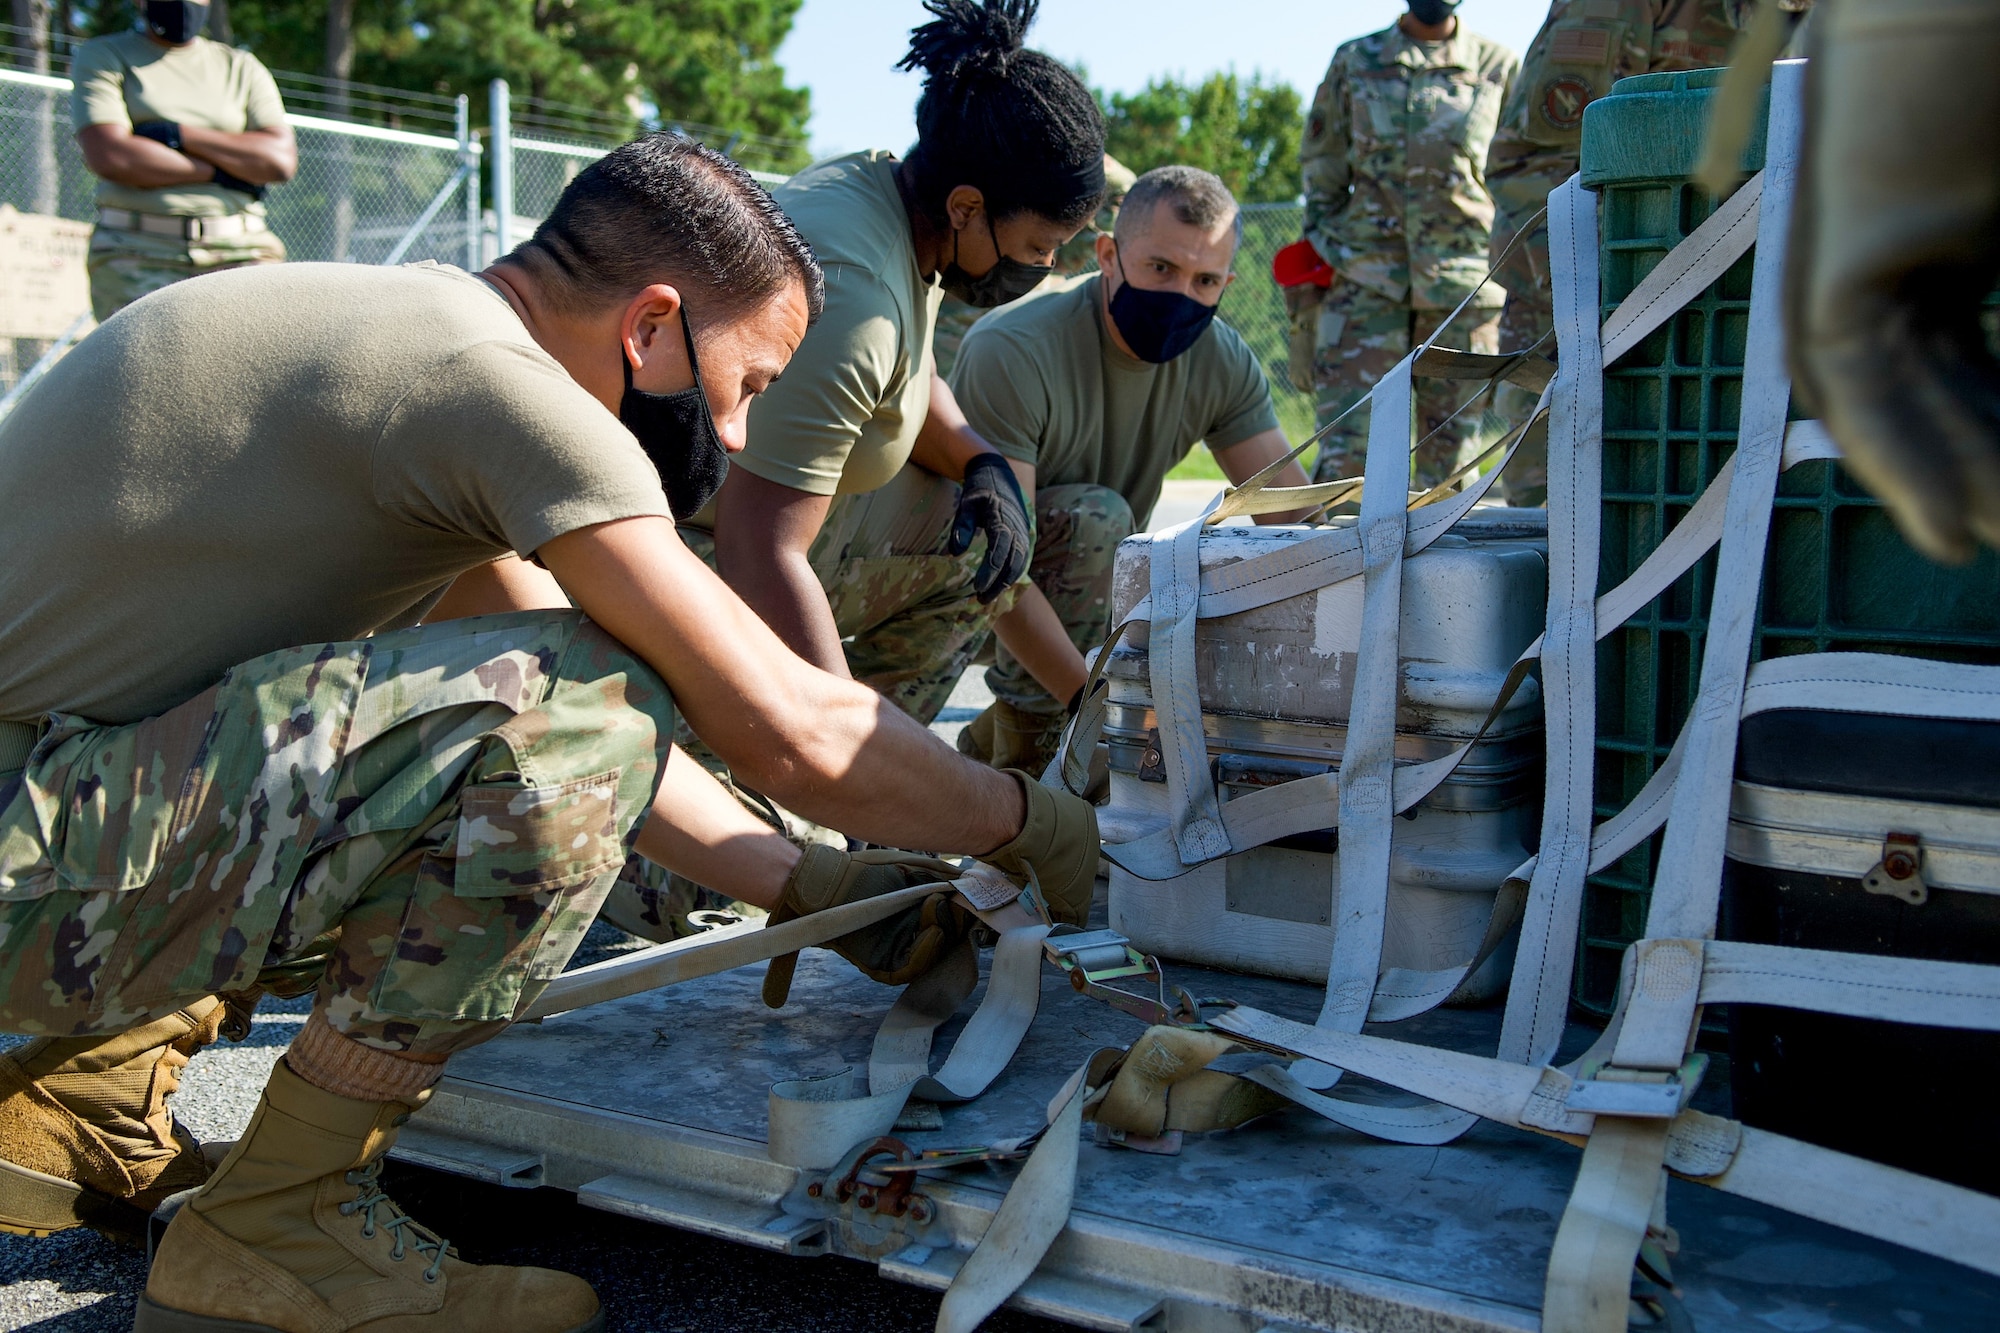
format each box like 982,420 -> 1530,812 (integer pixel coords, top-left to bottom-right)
0,996 -> 227,1244
137,1057 -> 602,1333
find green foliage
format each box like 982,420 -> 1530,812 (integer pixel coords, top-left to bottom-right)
1098,70 -> 1303,206
67,0 -> 811,172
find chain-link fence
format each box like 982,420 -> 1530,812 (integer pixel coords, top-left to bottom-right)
1232,202 -> 1315,445
486,80 -> 788,257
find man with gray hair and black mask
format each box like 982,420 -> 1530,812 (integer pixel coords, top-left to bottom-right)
813,166 -> 1315,781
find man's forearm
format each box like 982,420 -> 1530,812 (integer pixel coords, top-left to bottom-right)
632,746 -> 799,910
544,517 -> 1028,857
179,125 -> 296,184
718,543 -> 851,676
992,583 -> 1089,704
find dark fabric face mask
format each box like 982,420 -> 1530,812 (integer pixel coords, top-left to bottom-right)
144,0 -> 209,43
1105,253 -> 1221,364
1406,0 -> 1459,27
620,306 -> 730,521
941,213 -> 1052,309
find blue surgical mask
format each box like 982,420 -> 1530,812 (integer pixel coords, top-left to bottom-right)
1104,252 -> 1220,363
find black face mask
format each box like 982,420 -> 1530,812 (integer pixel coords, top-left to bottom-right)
1104,252 -> 1221,364
620,307 -> 729,521
144,0 -> 209,43
1406,0 -> 1459,27
940,213 -> 1052,309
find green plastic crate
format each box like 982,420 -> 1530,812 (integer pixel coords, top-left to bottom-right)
1573,69 -> 2000,1019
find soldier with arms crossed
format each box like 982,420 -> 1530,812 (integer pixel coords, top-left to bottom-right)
71,0 -> 295,322
0,135 -> 1096,1332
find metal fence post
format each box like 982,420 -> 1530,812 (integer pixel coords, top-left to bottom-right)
489,78 -> 513,257
455,93 -> 478,268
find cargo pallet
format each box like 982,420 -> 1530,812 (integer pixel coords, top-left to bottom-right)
394,939 -> 1996,1331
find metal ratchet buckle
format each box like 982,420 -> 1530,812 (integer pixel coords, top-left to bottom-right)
1042,927 -> 1182,1024
1563,1052 -> 1710,1119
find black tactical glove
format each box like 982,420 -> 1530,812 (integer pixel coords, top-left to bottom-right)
208,166 -> 266,201
946,452 -> 1032,602
761,845 -> 970,1006
131,119 -> 184,152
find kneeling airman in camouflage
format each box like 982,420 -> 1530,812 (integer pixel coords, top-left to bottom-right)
0,134 -> 1097,1332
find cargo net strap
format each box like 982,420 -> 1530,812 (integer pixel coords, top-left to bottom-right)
1017,57 -> 2000,1333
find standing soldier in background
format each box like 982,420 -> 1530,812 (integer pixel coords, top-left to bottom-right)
1484,0 -> 1737,505
71,0 -> 294,322
1296,0 -> 1516,491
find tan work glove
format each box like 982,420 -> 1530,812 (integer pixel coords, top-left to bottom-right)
761,845 -> 969,1006
980,770 -> 1099,928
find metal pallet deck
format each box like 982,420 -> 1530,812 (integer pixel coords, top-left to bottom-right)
397,949 -> 1995,1332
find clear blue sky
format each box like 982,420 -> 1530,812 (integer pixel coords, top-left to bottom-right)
776,1 -> 1557,159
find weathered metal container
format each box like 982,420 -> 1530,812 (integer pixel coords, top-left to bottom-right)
1100,511 -> 1546,994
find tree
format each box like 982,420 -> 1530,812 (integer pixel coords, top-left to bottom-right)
1098,71 -> 1303,206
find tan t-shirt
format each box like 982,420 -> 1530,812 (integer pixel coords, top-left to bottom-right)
733,152 -> 942,498
949,274 -> 1280,527
0,262 -> 670,725
70,31 -> 286,218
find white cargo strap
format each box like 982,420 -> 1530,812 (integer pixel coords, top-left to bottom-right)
526,866 -> 1053,1176
1147,492 -> 1232,864
1207,1003 -> 2000,1281
1290,352 -> 1416,1090
1504,176 -> 1606,1074
1540,62 -> 1785,1332
932,1062 -> 1091,1333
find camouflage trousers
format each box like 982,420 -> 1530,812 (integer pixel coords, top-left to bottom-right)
983,485 -> 1132,722
812,464 -> 1010,726
0,611 -> 672,1057
813,468 -> 1133,723
597,525 -> 850,944
1492,287 -> 1553,507
1309,280 -> 1503,489
88,221 -> 287,323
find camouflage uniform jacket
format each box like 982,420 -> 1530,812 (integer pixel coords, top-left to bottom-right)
1301,22 -> 1518,310
1485,0 -> 1737,293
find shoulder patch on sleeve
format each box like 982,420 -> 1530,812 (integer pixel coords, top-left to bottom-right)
1539,75 -> 1595,131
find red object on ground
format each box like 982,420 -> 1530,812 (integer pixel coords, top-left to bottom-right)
1273,238 -> 1334,288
